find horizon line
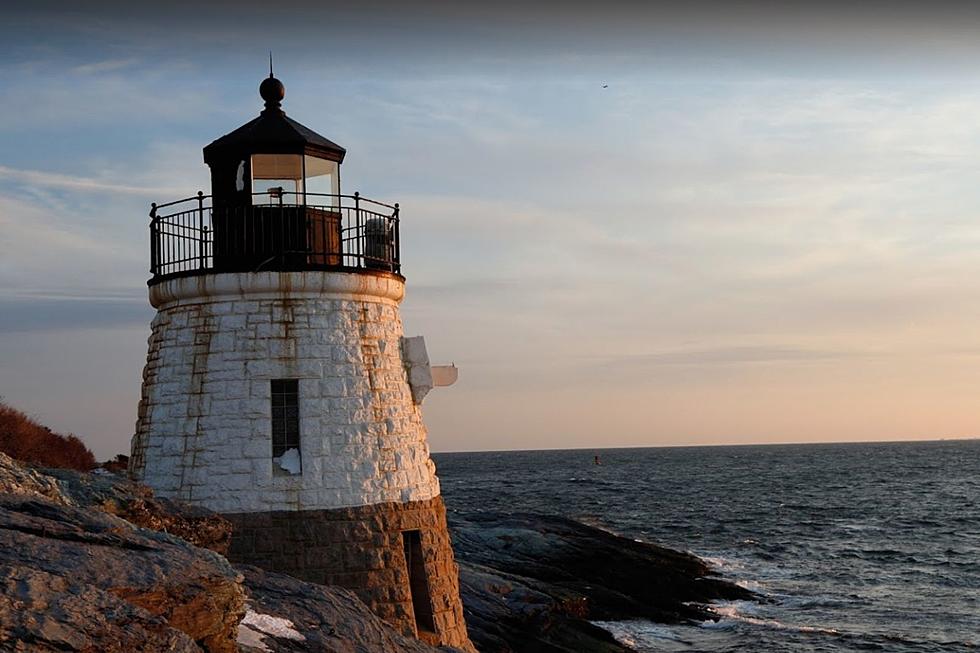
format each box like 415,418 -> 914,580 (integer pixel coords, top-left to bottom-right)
431,435 -> 980,456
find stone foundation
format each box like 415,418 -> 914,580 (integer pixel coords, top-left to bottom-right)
223,495 -> 472,651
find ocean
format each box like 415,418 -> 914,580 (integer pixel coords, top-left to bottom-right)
433,440 -> 980,653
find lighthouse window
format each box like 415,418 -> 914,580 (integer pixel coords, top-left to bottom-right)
304,155 -> 339,206
251,154 -> 303,204
401,530 -> 436,635
270,379 -> 301,474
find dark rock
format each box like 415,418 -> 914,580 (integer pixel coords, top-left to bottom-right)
45,465 -> 233,554
0,454 -> 245,652
0,454 -> 456,653
0,453 -> 68,505
0,566 -> 201,652
449,512 -> 755,652
458,562 -> 632,653
236,564 -> 455,653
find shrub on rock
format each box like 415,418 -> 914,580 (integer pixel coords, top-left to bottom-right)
0,401 -> 96,471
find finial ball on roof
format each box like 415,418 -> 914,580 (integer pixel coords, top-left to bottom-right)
260,76 -> 285,108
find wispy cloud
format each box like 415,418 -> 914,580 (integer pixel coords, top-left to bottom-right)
0,165 -> 186,197
597,346 -> 866,368
0,192 -> 145,296
71,58 -> 139,75
0,58 -> 225,132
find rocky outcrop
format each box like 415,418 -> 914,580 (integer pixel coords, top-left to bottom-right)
451,512 -> 755,653
0,454 -> 451,653
458,562 -> 632,653
46,466 -> 233,554
0,566 -> 203,652
0,453 -> 244,651
0,493 -> 245,652
236,565 -> 459,653
0,451 -> 232,555
0,453 -> 70,504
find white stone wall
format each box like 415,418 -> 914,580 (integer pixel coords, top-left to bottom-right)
130,271 -> 441,514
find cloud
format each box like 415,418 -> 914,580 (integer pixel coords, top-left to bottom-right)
0,193 -> 117,256
0,138 -> 211,299
0,191 -> 146,296
0,58 -> 225,133
597,346 -> 863,368
71,58 -> 139,75
0,165 -> 187,197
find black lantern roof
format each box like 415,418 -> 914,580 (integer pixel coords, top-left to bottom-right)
203,73 -> 347,165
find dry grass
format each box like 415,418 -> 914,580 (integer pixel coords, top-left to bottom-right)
0,400 -> 96,471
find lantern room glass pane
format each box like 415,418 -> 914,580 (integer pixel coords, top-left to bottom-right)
252,154 -> 303,205
304,155 -> 339,207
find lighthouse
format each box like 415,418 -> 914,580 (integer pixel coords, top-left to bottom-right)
129,71 -> 471,649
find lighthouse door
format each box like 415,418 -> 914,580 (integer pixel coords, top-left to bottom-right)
401,530 -> 436,636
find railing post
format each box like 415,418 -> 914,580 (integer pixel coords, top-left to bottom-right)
149,203 -> 158,277
393,203 -> 400,273
200,226 -> 209,269
354,191 -> 361,267
196,191 -> 205,272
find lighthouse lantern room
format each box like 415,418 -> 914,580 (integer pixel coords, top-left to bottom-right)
129,71 -> 471,650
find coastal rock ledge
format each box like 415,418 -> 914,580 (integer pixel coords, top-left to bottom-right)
450,512 -> 755,652
0,452 -> 753,652
0,454 -> 449,653
0,463 -> 244,652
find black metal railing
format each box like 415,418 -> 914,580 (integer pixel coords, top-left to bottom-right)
148,191 -> 400,284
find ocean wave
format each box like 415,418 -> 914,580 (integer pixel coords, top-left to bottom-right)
572,515 -> 623,536
704,601 -> 842,637
699,555 -> 747,573
702,601 -> 978,650
591,619 -> 693,650
735,579 -> 764,592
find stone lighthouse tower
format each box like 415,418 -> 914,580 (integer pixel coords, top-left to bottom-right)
129,72 -> 471,649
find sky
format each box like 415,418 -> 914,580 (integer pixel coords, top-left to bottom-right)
4,2 -> 980,458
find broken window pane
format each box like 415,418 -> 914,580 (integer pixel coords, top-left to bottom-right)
271,379 -> 301,474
